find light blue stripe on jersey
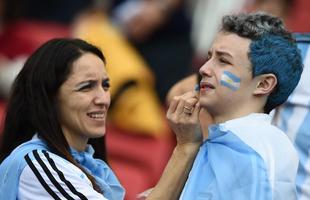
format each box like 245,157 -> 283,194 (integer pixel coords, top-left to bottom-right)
180,126 -> 272,200
278,104 -> 294,134
294,112 -> 310,199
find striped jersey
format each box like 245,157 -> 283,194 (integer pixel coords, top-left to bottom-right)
0,137 -> 125,200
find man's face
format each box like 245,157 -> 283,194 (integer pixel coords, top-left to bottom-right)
199,32 -> 258,119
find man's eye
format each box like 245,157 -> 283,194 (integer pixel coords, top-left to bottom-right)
219,58 -> 230,64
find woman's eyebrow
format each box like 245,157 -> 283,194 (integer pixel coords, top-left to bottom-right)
102,78 -> 110,83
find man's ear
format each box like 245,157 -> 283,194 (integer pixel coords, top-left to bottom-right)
253,73 -> 277,96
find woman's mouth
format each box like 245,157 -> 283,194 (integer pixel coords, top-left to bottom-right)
87,111 -> 105,120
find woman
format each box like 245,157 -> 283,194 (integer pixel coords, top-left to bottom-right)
0,38 -> 125,199
0,38 -> 203,200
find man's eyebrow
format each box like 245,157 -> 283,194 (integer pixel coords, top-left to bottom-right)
215,50 -> 233,58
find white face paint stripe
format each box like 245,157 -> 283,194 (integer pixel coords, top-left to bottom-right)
220,71 -> 241,91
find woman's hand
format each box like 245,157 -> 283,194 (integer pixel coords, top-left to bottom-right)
166,91 -> 202,145
145,91 -> 203,200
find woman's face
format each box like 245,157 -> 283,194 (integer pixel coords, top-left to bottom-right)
57,53 -> 110,151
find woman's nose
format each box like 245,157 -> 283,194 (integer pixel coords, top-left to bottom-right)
94,88 -> 111,107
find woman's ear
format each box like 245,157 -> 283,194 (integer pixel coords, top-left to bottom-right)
253,73 -> 277,96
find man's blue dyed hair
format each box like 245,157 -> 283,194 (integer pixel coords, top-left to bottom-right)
221,12 -> 303,113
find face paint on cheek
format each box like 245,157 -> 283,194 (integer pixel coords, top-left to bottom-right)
220,71 -> 241,91
195,84 -> 200,91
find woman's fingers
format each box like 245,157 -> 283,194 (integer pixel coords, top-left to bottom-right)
167,96 -> 180,115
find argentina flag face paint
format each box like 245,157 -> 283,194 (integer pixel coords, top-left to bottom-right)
220,71 -> 241,91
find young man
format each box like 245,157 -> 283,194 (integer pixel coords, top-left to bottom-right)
163,12 -> 303,199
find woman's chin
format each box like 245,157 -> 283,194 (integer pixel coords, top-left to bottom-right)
88,128 -> 106,138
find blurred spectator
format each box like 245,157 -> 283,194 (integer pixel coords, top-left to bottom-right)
0,0 -> 87,137
111,0 -> 180,42
111,0 -> 193,103
246,0 -> 294,21
288,0 -> 310,32
246,0 -> 310,32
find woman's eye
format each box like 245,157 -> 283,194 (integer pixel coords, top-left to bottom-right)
102,80 -> 110,90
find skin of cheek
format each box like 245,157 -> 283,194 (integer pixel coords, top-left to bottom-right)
220,70 -> 241,92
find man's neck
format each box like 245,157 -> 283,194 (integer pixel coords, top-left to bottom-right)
212,107 -> 264,124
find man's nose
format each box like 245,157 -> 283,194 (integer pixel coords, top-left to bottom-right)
199,61 -> 213,77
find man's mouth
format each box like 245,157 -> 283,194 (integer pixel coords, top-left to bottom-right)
200,82 -> 215,90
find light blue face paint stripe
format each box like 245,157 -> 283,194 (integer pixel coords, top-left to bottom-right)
220,80 -> 239,91
293,111 -> 310,197
220,71 -> 241,91
195,84 -> 199,91
222,71 -> 241,82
